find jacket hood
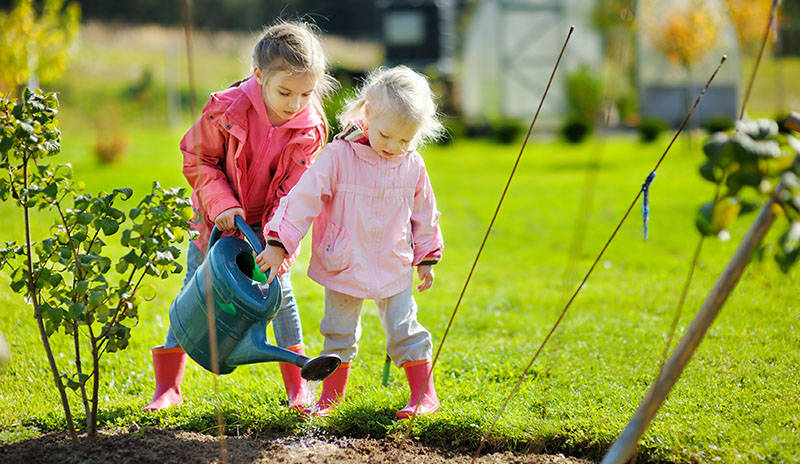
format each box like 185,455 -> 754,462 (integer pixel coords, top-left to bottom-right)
240,76 -> 325,130
335,122 -> 411,166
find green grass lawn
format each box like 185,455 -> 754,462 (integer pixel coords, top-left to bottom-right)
1,124 -> 798,462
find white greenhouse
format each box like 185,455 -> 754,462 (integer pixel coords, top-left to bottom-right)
460,0 -> 603,124
460,0 -> 742,126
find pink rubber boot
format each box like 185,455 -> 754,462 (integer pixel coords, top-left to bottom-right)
279,344 -> 309,411
308,362 -> 351,417
142,346 -> 187,411
396,359 -> 440,419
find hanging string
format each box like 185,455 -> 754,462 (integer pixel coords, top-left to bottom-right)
641,171 -> 656,240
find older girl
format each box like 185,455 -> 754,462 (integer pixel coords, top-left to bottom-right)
144,21 -> 337,412
258,65 -> 444,418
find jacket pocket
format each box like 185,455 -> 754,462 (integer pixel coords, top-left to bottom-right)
289,144 -> 315,168
316,224 -> 351,272
392,229 -> 414,266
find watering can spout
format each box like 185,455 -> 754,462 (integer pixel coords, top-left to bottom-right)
225,321 -> 341,381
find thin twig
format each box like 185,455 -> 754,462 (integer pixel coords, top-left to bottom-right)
739,0 -> 780,121
403,25 -> 575,438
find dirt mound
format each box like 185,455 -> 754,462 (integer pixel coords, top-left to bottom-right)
0,428 -> 593,463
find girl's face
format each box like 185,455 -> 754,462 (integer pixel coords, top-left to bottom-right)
365,106 -> 421,158
256,68 -> 316,126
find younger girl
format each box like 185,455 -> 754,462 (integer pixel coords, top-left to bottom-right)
257,66 -> 444,418
144,21 -> 337,412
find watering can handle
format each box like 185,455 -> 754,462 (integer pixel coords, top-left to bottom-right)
208,215 -> 264,254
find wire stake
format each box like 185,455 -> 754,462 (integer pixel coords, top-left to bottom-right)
471,55 -> 726,463
402,25 -> 576,439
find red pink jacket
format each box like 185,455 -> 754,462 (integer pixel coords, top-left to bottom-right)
180,77 -> 326,270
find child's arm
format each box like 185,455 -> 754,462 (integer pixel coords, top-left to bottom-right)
258,144 -> 339,273
180,100 -> 242,225
410,163 -> 444,284
410,163 -> 443,291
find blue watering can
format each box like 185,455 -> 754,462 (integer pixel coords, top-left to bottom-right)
169,216 -> 340,380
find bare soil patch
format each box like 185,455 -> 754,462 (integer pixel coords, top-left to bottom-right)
0,428 -> 594,464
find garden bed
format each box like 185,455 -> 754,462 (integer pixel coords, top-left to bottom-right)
0,428 -> 591,464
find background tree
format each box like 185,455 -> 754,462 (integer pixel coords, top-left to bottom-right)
649,1 -> 719,71
724,0 -> 775,55
644,0 -> 720,127
0,0 -> 80,96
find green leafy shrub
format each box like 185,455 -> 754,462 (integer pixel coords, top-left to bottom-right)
491,118 -> 526,144
560,64 -> 603,143
464,122 -> 493,139
561,116 -> 593,144
638,117 -> 667,143
564,65 -> 603,123
616,92 -> 639,127
697,118 -> 800,272
0,89 -> 197,439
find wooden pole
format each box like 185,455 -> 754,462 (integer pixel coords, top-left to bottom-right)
601,171 -> 794,464
182,0 -> 198,118
786,111 -> 800,132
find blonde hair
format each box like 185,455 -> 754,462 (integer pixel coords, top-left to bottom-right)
339,66 -> 444,147
252,21 -> 337,100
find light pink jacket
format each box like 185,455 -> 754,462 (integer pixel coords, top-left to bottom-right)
266,139 -> 443,299
180,77 -> 325,273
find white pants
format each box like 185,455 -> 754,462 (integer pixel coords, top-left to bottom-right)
320,285 -> 432,367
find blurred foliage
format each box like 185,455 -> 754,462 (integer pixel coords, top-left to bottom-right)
638,117 -> 667,143
697,118 -> 800,272
703,115 -> 735,134
724,0 -> 775,54
647,0 -> 719,69
564,65 -> 604,123
561,115 -> 593,144
561,65 -> 603,143
0,0 -> 80,96
39,0 -> 378,37
591,0 -> 635,34
0,331 -> 8,366
616,91 -> 638,126
490,118 -> 525,145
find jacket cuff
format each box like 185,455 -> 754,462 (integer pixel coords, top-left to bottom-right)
416,250 -> 442,266
266,231 -> 287,253
417,257 -> 440,266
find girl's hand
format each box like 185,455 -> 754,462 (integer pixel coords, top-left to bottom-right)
215,207 -> 245,231
416,265 -> 434,292
255,245 -> 287,283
